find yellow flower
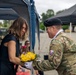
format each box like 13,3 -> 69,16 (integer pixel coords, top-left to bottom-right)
20,52 -> 36,62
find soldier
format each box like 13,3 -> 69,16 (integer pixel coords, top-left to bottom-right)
24,18 -> 76,75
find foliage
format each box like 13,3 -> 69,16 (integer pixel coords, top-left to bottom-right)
41,9 -> 55,22
39,22 -> 45,30
40,9 -> 55,30
62,25 -> 69,30
46,9 -> 54,17
41,13 -> 47,22
0,20 -> 12,28
0,22 -> 3,27
3,20 -> 9,27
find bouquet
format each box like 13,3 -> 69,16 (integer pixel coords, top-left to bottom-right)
20,52 -> 36,62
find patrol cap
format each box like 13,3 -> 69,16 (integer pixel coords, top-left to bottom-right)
44,18 -> 62,27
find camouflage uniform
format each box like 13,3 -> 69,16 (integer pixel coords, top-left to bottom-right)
33,32 -> 76,75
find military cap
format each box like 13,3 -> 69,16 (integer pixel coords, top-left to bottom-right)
44,18 -> 62,27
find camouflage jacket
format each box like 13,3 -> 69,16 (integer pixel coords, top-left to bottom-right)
33,32 -> 76,75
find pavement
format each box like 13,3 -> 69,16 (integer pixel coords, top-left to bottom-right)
34,32 -> 76,75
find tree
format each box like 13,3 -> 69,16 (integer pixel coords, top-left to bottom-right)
39,22 -> 45,30
3,20 -> 9,27
0,22 -> 3,27
41,13 -> 47,22
46,9 -> 54,18
2,20 -> 13,28
41,9 -> 55,22
40,9 -> 55,30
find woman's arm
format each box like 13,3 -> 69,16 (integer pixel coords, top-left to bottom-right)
7,40 -> 24,66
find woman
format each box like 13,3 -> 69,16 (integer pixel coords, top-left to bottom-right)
0,17 -> 28,75
24,40 -> 30,52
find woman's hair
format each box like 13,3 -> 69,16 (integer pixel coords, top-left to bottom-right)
25,40 -> 30,45
8,17 -> 28,40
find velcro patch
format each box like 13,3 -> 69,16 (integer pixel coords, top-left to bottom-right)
49,50 -> 54,55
